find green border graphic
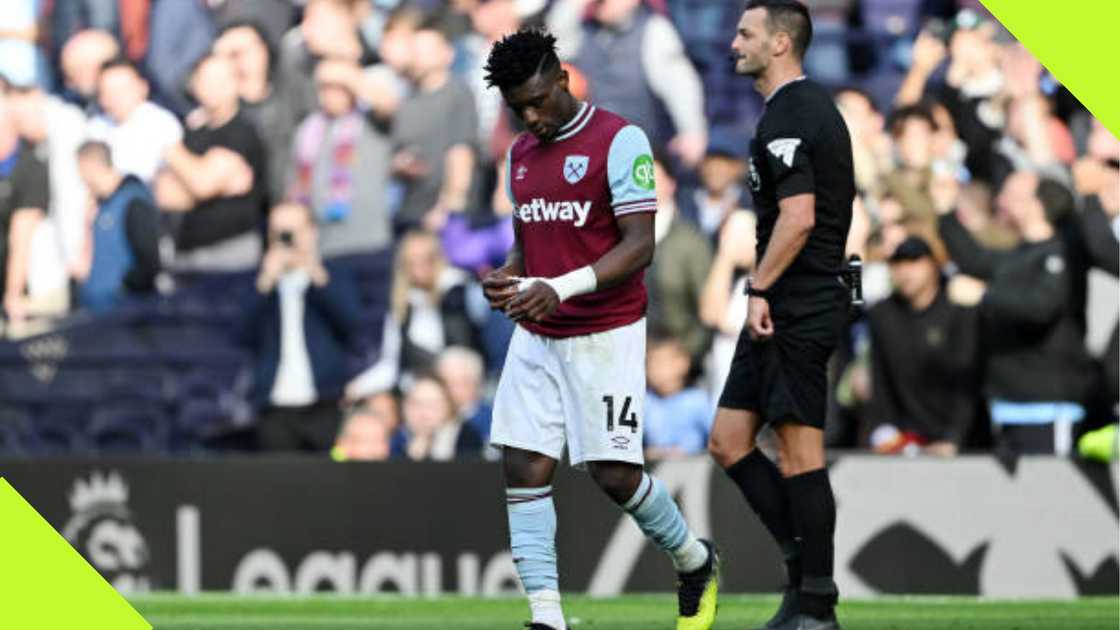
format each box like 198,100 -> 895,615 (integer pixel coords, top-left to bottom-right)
981,0 -> 1120,137
0,478 -> 151,629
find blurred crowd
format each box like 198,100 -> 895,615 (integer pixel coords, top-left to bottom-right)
0,0 -> 1116,462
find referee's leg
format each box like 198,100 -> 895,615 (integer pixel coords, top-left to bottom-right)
774,422 -> 837,622
709,408 -> 801,627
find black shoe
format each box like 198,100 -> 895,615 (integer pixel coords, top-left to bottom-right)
767,612 -> 841,630
523,623 -> 558,630
749,585 -> 799,629
676,539 -> 720,624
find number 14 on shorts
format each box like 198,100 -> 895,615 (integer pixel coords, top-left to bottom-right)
603,395 -> 639,433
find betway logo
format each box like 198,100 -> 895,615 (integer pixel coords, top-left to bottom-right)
516,198 -> 592,228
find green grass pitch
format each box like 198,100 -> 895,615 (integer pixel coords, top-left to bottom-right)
131,594 -> 1120,630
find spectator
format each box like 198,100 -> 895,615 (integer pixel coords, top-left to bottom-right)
548,0 -> 708,167
395,372 -> 483,461
939,172 -> 1093,455
834,86 -> 891,200
346,231 -> 485,398
647,158 -> 712,365
145,0 -> 216,116
0,94 -> 48,330
72,140 -> 160,312
87,58 -> 183,184
278,0 -> 375,123
644,334 -> 712,459
895,20 -> 1004,183
3,84 -> 89,302
699,210 -> 756,402
392,24 -> 478,233
213,20 -> 299,203
863,236 -> 980,456
158,54 -> 266,273
331,405 -> 394,461
883,104 -> 938,224
58,29 -> 120,112
238,202 -> 363,452
456,0 -> 523,168
288,59 -> 394,263
690,138 -> 750,239
435,345 -> 493,443
0,0 -> 42,88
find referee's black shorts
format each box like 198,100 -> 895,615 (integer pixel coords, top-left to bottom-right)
718,274 -> 850,428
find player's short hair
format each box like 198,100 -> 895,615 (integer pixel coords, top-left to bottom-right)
744,0 -> 813,59
1035,177 -> 1074,224
77,140 -> 113,166
484,28 -> 561,91
99,56 -> 144,79
887,104 -> 936,137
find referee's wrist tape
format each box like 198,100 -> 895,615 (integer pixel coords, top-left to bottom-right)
519,265 -> 598,303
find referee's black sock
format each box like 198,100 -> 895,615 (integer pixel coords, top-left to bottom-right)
724,450 -> 801,587
785,467 -> 838,619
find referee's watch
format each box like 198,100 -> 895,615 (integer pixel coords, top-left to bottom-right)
745,276 -> 772,300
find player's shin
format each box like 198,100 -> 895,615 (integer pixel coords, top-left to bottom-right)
724,450 -> 801,587
785,468 -> 838,618
622,472 -> 709,573
507,486 -> 566,630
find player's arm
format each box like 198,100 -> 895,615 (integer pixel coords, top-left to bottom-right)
483,152 -> 526,311
748,127 -> 816,339
752,126 -> 818,291
751,193 -> 814,290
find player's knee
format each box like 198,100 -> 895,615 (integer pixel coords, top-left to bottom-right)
776,445 -> 825,477
708,430 -> 753,469
588,462 -> 642,505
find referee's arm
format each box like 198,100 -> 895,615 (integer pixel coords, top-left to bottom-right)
752,193 -> 815,290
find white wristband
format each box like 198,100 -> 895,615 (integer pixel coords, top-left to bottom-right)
521,266 -> 597,303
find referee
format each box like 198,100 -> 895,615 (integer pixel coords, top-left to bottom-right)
708,2 -> 854,630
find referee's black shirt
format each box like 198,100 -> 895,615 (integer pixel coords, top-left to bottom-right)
748,78 -> 855,277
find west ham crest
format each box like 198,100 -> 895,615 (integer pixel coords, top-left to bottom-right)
563,155 -> 590,184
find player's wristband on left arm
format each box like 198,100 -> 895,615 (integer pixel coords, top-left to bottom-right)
529,265 -> 597,303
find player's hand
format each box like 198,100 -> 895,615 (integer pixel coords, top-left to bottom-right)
747,296 -> 774,341
505,280 -> 560,323
482,268 -> 520,311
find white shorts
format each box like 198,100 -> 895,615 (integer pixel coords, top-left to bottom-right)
491,318 -> 646,468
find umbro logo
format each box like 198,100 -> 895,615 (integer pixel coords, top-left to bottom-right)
515,164 -> 528,180
767,138 -> 801,168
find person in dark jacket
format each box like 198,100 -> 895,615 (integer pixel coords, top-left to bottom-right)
864,236 -> 980,456
239,201 -> 362,452
939,172 -> 1093,455
73,140 -> 160,312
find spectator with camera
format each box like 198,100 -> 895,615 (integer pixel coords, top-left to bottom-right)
238,202 -> 362,452
157,53 -> 267,274
72,141 -> 161,312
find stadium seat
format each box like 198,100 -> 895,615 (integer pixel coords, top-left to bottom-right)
87,403 -> 170,454
0,406 -> 31,455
